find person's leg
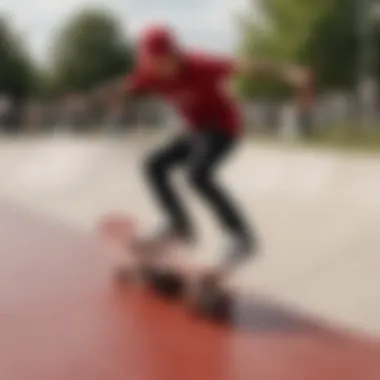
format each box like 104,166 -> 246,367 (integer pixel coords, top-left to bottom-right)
186,130 -> 255,261
144,134 -> 194,242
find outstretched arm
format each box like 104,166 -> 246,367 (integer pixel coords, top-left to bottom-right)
91,76 -> 130,106
202,53 -> 310,90
237,58 -> 311,88
90,70 -> 151,109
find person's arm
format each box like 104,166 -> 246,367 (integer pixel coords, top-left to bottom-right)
237,58 -> 310,88
202,53 -> 310,89
91,76 -> 130,106
90,69 -> 151,106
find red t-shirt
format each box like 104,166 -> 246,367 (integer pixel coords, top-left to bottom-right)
127,52 -> 242,137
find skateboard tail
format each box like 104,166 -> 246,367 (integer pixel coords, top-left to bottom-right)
98,213 -> 137,241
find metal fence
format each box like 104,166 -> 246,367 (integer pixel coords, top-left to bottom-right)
0,92 -> 378,136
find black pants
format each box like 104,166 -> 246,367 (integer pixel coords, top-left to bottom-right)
144,130 -> 252,244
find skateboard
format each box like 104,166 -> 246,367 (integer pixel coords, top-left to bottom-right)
97,213 -> 231,320
97,213 -> 155,283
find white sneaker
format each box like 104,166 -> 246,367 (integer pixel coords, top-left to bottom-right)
220,233 -> 254,270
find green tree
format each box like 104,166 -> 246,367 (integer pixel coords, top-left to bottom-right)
0,17 -> 37,99
50,8 -> 133,94
238,0 -> 380,94
300,0 -> 380,91
236,0 -> 331,97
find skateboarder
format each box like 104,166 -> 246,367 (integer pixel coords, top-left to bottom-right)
96,25 -> 309,275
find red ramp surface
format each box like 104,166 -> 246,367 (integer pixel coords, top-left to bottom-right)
0,205 -> 379,380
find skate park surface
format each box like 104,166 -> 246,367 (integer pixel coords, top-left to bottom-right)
0,132 -> 380,379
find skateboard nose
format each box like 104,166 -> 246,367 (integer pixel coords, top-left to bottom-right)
98,214 -> 137,240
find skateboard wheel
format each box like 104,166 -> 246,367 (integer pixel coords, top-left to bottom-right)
148,270 -> 185,299
195,282 -> 230,321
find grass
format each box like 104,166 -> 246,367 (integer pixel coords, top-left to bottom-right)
304,124 -> 380,153
248,124 -> 380,154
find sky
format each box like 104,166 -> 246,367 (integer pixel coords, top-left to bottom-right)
0,0 -> 252,63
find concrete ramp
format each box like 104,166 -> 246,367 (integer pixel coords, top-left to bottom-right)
0,204 -> 379,380
0,135 -> 379,334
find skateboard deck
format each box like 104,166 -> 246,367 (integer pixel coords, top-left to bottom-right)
97,213 -> 232,320
97,213 -> 155,283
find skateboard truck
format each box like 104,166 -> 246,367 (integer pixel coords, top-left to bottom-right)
98,213 -> 232,321
147,268 -> 231,322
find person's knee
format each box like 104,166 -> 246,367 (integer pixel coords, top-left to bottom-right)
187,167 -> 210,190
144,152 -> 166,181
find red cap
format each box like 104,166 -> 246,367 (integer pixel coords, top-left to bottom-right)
139,25 -> 178,56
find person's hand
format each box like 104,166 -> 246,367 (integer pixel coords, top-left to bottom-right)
90,78 -> 126,104
283,66 -> 311,89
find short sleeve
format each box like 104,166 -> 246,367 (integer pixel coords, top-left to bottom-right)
196,53 -> 237,80
126,70 -> 152,94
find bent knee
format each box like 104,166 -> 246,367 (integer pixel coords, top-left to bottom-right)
144,153 -> 166,179
187,167 -> 210,189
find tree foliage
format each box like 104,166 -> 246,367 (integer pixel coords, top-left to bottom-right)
0,17 -> 37,99
50,9 -> 133,94
237,0 -> 380,96
301,0 -> 380,91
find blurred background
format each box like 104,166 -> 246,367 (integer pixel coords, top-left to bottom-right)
1,0 -> 380,147
0,0 -> 380,333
